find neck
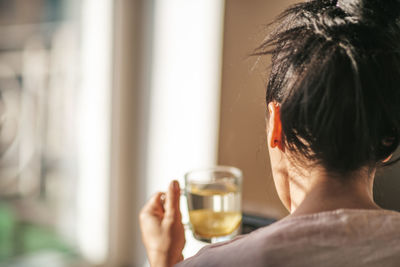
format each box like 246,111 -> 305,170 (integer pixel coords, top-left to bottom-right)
288,167 -> 381,217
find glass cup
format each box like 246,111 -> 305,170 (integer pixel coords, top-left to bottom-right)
182,166 -> 242,243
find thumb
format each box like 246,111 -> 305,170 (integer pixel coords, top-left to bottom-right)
165,180 -> 181,219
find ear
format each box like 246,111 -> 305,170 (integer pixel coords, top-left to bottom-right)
267,102 -> 283,150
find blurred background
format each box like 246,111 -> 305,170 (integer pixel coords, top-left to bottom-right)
0,0 -> 399,266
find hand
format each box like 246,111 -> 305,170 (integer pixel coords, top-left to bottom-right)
139,180 -> 185,267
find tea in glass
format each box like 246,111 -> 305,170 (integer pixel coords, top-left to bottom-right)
184,166 -> 242,243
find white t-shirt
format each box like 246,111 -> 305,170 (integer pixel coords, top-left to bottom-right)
175,209 -> 400,267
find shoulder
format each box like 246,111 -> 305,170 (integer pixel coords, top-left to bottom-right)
174,215 -> 302,267
175,209 -> 400,267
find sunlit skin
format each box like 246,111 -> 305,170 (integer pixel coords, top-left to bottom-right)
266,102 -> 382,217
139,181 -> 185,267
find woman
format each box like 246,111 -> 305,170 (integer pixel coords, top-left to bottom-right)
139,0 -> 400,266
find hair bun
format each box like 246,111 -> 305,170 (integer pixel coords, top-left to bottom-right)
336,0 -> 400,23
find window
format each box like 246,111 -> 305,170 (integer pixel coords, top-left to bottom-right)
0,0 -> 112,265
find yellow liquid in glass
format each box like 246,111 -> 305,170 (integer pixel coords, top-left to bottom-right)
189,209 -> 242,238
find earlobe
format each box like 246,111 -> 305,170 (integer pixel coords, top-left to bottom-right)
268,102 -> 283,150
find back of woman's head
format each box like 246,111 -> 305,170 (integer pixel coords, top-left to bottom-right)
255,0 -> 400,175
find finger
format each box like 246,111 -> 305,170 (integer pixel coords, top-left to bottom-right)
171,180 -> 181,220
142,192 -> 164,214
173,180 -> 182,219
165,180 -> 180,219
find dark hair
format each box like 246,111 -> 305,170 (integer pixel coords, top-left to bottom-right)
255,0 -> 400,174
